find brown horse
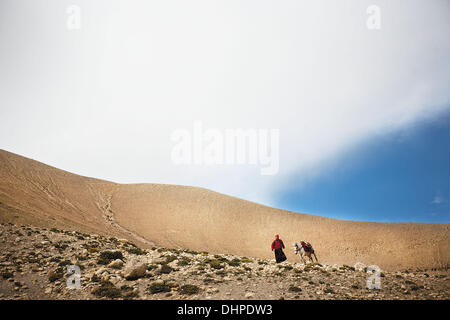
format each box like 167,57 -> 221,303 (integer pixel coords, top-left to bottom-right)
293,242 -> 318,263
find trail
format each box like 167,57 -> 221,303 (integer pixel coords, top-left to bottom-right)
95,185 -> 155,247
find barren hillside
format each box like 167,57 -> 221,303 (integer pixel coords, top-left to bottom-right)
1,223 -> 448,300
0,150 -> 448,271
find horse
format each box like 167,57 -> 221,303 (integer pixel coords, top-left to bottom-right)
293,241 -> 319,264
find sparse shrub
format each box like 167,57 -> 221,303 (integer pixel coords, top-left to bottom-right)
203,278 -> 215,284
148,282 -> 171,294
342,265 -> 355,271
204,259 -> 224,270
213,255 -> 230,263
289,285 -> 302,292
74,262 -> 84,271
54,242 -> 68,251
164,255 -> 177,264
120,285 -> 139,299
1,271 -> 14,279
241,257 -> 253,263
160,264 -> 173,274
320,269 -> 330,276
227,258 -> 241,267
126,247 -> 145,255
184,249 -> 200,255
97,250 -> 123,265
147,264 -> 158,271
75,254 -> 89,261
109,237 -> 119,244
179,284 -> 200,295
48,269 -> 64,282
92,280 -> 122,298
177,257 -> 191,266
58,260 -> 72,267
123,290 -> 139,299
91,273 -> 101,282
87,247 -> 99,254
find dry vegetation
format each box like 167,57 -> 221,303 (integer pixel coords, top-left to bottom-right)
0,223 -> 448,300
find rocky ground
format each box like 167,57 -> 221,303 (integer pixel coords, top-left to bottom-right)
0,222 -> 448,300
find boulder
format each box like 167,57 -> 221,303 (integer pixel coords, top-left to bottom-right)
124,263 -> 148,280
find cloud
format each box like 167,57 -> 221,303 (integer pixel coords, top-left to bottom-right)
431,195 -> 446,205
0,1 -> 449,207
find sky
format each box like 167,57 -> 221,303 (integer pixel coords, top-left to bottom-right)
276,109 -> 450,223
0,0 -> 449,223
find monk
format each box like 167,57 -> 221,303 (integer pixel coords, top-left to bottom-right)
271,234 -> 287,263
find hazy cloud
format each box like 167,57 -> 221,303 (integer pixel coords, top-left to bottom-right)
0,0 -> 449,207
431,194 -> 446,205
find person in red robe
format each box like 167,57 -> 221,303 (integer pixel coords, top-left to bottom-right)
271,234 -> 287,263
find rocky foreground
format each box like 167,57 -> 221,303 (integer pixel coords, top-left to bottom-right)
0,223 -> 448,300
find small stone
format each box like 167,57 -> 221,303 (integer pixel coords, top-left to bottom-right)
153,279 -> 164,285
95,267 -> 107,275
108,259 -> 124,269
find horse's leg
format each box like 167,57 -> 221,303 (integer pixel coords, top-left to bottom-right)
305,252 -> 311,264
300,251 -> 306,264
313,253 -> 319,263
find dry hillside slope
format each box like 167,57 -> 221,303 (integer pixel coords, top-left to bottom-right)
0,149 -> 448,271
